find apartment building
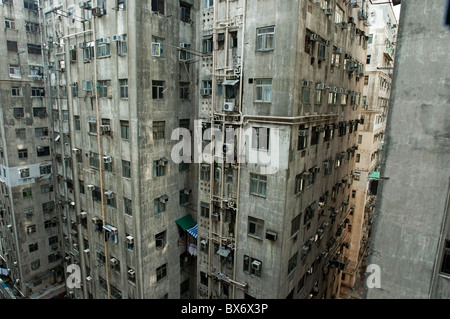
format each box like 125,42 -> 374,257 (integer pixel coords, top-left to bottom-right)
339,1 -> 397,297
41,0 -> 198,298
0,0 -> 65,298
196,0 -> 368,299
365,0 -> 450,299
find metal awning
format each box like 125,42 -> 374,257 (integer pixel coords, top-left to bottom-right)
369,171 -> 380,180
176,214 -> 197,231
216,247 -> 231,257
222,79 -> 239,86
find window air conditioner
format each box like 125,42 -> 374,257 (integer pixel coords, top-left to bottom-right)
310,34 -> 320,41
110,258 -> 119,266
100,125 -> 111,132
103,156 -> 112,164
316,83 -> 326,90
200,88 -> 212,96
126,236 -> 134,245
323,8 -> 333,15
298,130 -> 309,137
223,102 -> 234,112
128,269 -> 136,277
159,195 -> 169,203
302,80 -> 311,87
251,260 -> 261,271
104,190 -> 114,199
72,148 -> 81,155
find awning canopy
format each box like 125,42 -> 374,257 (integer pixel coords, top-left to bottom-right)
369,171 -> 380,180
176,214 -> 198,238
222,79 -> 239,86
216,247 -> 231,257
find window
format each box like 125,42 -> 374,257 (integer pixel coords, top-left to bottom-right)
310,127 -> 321,146
19,168 -> 30,180
179,189 -> 190,206
179,43 -> 191,61
294,173 -> 306,195
335,5 -> 344,24
440,240 -> 450,275
291,214 -> 301,236
288,252 -> 298,274
364,75 -> 369,86
74,116 -> 81,130
31,260 -> 40,270
152,37 -> 165,57
204,0 -> 213,8
27,43 -> 42,55
14,108 -> 25,118
152,0 -> 165,14
367,55 -> 371,64
122,160 -> 131,178
31,87 -> 45,97
252,127 -> 269,150
88,117 -> 97,134
298,126 -> 309,150
5,19 -> 15,29
152,81 -> 165,99
250,173 -> 267,197
25,21 -> 40,33
248,216 -> 264,239
121,121 -> 130,139
84,42 -> 95,61
97,39 -> 111,58
119,79 -> 128,98
180,82 -> 190,100
27,225 -> 37,234
9,64 -> 20,78
200,165 -> 210,181
255,79 -> 272,102
44,219 -> 57,229
40,184 -> 53,194
356,154 -> 361,163
156,263 -> 167,281
97,80 -> 111,98
70,46 -> 77,62
200,202 -> 210,218
317,42 -> 327,61
42,201 -> 55,213
12,87 -> 22,97
37,146 -> 50,157
117,35 -> 127,56
40,164 -> 52,175
153,121 -> 165,140
154,198 -> 166,215
202,37 -> 213,54
256,26 -> 275,51
16,128 -> 26,139
153,160 -> 166,177
7,40 -> 18,52
124,198 -> 132,216
243,256 -> 262,277
90,152 -> 100,169
179,1 -> 191,23
155,231 -> 167,249
18,148 -> 28,158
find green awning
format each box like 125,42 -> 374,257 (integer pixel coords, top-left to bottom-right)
369,171 -> 380,179
176,214 -> 197,231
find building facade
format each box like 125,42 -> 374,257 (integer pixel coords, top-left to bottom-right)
196,0 -> 369,299
41,0 -> 198,299
0,0 -> 65,298
365,0 -> 450,299
339,1 -> 398,297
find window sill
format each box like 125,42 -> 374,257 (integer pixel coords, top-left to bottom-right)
250,193 -> 267,199
247,234 -> 263,241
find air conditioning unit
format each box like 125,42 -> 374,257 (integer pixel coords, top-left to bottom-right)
92,217 -> 99,224
92,7 -> 106,17
301,245 -> 310,254
84,248 -> 90,255
100,125 -> 111,132
265,231 -> 278,241
329,86 -> 337,93
159,195 -> 169,203
104,190 -> 114,199
126,236 -> 134,245
183,188 -> 192,195
86,276 -> 92,282
251,260 -> 261,271
98,37 -> 110,44
211,212 -> 220,221
298,130 -> 309,137
128,269 -> 136,278
159,157 -> 169,166
87,185 -> 95,191
112,35 -> 120,42
314,83 -> 325,90
302,80 -> 311,87
200,88 -> 212,96
110,258 -> 119,266
223,102 -> 234,112
72,148 -> 81,155
323,8 -> 333,15
103,156 -> 112,164
79,1 -> 87,8
312,167 -> 321,173
310,34 -> 320,41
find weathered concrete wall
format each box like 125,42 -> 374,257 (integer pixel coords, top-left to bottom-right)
365,0 -> 450,299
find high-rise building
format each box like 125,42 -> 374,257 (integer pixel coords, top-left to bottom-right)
0,0 -> 65,298
196,0 -> 368,299
365,0 -> 450,299
339,1 -> 398,298
41,0 -> 198,299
